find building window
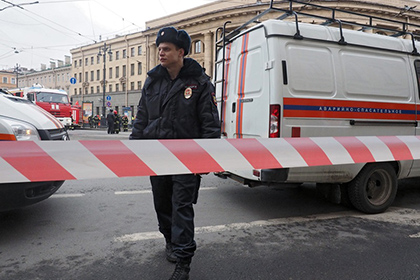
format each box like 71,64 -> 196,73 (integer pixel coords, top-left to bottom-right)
195,40 -> 202,54
97,70 -> 100,80
90,86 -> 94,94
85,58 -> 88,66
97,86 -> 100,93
79,88 -> 82,95
91,57 -> 94,65
131,47 -> 135,57
97,56 -> 100,64
78,73 -> 82,82
130,81 -> 134,90
11,78 -> 16,84
74,88 -> 77,95
84,87 -> 88,94
90,71 -> 94,81
130,63 -> 135,76
138,46 -> 142,55
123,49 -> 127,58
116,84 -> 119,92
122,83 -> 126,92
109,84 -> 112,92
138,62 -> 142,75
116,66 -> 119,78
74,60 -> 78,67
79,59 -> 82,66
116,51 -> 120,60
138,81 -> 142,90
109,67 -> 113,79
2,77 -> 8,83
122,65 -> 126,77
85,72 -> 88,82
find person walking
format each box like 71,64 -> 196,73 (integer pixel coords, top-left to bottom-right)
130,26 -> 220,280
106,109 -> 115,134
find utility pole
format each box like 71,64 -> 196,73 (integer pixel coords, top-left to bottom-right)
98,42 -> 112,127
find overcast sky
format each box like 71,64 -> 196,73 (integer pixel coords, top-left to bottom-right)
0,0 -> 217,71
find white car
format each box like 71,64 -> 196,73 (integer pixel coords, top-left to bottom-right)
0,89 -> 69,211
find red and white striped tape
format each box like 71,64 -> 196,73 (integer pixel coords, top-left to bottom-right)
1,135 -> 420,184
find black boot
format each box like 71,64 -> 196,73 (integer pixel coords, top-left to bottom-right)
169,259 -> 190,280
165,243 -> 177,263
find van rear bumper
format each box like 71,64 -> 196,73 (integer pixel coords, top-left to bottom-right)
0,181 -> 64,211
214,168 -> 290,187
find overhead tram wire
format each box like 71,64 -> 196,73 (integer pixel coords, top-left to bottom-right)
1,0 -> 96,44
92,0 -> 143,31
0,0 -> 38,11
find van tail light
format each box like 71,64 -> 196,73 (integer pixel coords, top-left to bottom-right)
269,104 -> 280,138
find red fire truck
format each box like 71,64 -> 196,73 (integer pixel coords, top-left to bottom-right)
71,102 -> 82,129
9,84 -> 72,128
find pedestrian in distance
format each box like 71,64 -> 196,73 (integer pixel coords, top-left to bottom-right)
122,115 -> 129,132
130,26 -> 220,280
88,115 -> 94,128
93,115 -> 99,128
106,109 -> 115,134
114,110 -> 121,134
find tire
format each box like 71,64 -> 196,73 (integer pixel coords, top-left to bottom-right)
347,163 -> 397,214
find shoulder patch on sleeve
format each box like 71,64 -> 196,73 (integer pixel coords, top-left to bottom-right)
211,92 -> 217,106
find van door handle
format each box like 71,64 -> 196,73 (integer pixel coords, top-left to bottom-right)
232,102 -> 236,113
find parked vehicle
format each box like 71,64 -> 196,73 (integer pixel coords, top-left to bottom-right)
9,84 -> 72,128
71,102 -> 82,129
0,89 -> 69,211
214,0 -> 420,213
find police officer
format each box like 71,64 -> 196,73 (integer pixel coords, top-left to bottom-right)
106,109 -> 115,134
130,27 -> 220,280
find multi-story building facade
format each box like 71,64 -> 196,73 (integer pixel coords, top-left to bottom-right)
18,58 -> 72,92
70,0 -> 420,119
71,35 -> 146,118
0,70 -> 17,89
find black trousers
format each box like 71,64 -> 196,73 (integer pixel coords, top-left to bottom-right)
150,174 -> 200,260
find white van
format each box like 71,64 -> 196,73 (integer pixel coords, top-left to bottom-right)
214,1 -> 420,213
0,89 -> 69,211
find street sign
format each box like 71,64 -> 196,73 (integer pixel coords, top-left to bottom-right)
106,101 -> 111,107
106,95 -> 111,101
70,77 -> 76,84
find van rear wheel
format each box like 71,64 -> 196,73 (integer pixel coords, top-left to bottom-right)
347,163 -> 397,214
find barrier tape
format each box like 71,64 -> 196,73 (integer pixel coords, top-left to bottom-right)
1,135 -> 420,184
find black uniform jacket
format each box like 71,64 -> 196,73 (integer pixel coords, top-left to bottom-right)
130,58 -> 220,140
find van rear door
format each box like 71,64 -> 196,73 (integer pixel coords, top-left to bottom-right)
218,26 -> 270,139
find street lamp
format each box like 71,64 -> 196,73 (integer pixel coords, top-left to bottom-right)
98,42 -> 112,126
13,63 -> 21,87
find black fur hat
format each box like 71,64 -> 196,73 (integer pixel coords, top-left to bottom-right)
156,27 -> 191,56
